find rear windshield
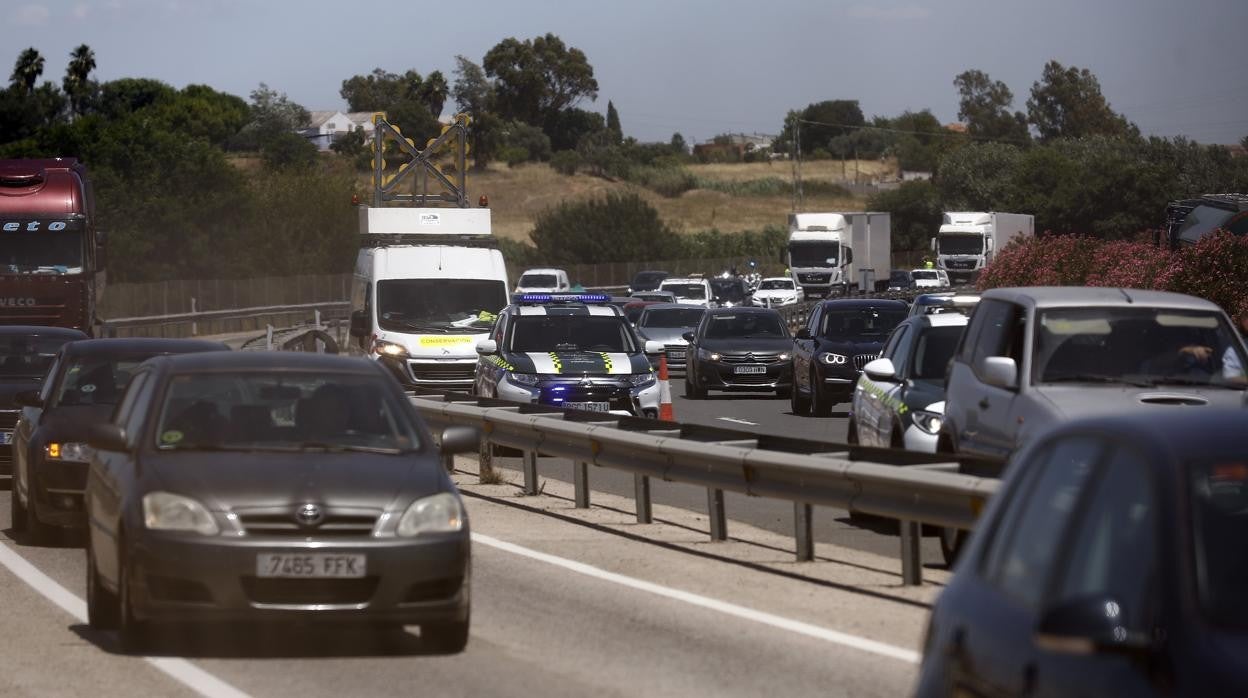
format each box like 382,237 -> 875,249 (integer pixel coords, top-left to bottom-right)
1189,458 -> 1248,630
704,313 -> 787,339
631,272 -> 667,290
820,308 -> 906,339
54,357 -> 150,406
510,316 -> 636,353
519,273 -> 557,287
912,271 -> 939,280
759,279 -> 794,290
710,279 -> 746,302
155,371 -> 417,453
640,308 -> 706,328
0,335 -> 75,378
662,283 -> 707,300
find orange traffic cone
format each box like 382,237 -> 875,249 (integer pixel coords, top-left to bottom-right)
658,354 -> 675,421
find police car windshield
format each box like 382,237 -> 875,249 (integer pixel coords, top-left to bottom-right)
510,316 -> 637,353
641,308 -> 706,328
911,325 -> 964,381
377,279 -> 507,334
0,230 -> 84,274
662,283 -> 706,300
0,336 -> 72,378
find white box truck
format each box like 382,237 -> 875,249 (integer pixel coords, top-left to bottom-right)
349,206 -> 510,390
787,212 -> 891,297
931,211 -> 1034,285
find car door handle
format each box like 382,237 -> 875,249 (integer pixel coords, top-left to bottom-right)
978,398 -> 990,410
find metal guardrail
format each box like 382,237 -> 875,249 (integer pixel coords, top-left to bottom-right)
102,301 -> 351,337
406,391 -> 1000,585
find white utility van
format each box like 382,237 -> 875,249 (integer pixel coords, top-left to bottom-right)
514,268 -> 571,293
350,207 -> 510,390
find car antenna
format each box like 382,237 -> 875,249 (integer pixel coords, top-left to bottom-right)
1117,288 -> 1134,304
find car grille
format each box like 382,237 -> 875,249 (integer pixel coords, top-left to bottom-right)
945,260 -> 976,270
0,409 -> 19,431
797,273 -> 831,284
719,353 -> 786,365
237,511 -> 379,538
407,361 -> 475,383
853,353 -> 879,370
241,577 -> 379,605
725,373 -> 776,385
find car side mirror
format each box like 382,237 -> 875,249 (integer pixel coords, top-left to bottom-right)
862,357 -> 897,381
1034,596 -> 1153,657
681,331 -> 695,343
795,328 -> 812,340
844,248 -> 854,265
644,340 -> 664,354
349,310 -> 369,338
476,339 -> 498,355
979,356 -> 1018,390
439,426 -> 479,456
87,423 -> 128,452
14,390 -> 42,408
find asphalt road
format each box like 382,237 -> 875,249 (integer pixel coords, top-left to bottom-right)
0,480 -> 927,697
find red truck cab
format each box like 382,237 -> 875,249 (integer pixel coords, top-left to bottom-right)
0,159 -> 104,335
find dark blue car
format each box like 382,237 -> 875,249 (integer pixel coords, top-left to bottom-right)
917,409 -> 1248,697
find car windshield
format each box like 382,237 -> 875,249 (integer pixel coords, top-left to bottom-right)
759,280 -> 794,291
641,308 -> 706,329
0,229 -> 85,275
912,271 -> 939,280
155,371 -> 417,453
54,357 -> 150,406
1032,308 -> 1247,389
820,308 -> 906,339
911,325 -> 965,381
1189,458 -> 1248,630
518,273 -> 557,287
917,301 -> 977,316
789,241 -> 839,266
0,336 -> 75,378
709,280 -> 745,302
510,316 -> 636,353
377,278 -> 507,334
889,271 -> 911,284
631,272 -> 667,290
662,283 -> 706,300
704,313 -> 787,339
937,234 -> 982,255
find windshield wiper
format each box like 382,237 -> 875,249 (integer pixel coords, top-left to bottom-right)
1138,376 -> 1244,390
390,319 -> 449,334
1043,373 -> 1153,388
294,441 -> 402,455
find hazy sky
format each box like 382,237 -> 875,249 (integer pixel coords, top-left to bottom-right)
4,0 -> 1247,145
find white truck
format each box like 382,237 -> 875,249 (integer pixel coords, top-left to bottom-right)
787,212 -> 891,297
931,211 -> 1034,285
350,206 -> 510,390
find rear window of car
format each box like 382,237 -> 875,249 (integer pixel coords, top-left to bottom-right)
0,335 -> 73,378
519,274 -> 557,287
154,371 -> 418,453
662,283 -> 707,299
641,308 -> 706,328
54,357 -> 151,407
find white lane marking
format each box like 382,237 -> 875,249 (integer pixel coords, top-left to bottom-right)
716,417 -> 759,426
0,542 -> 251,698
472,532 -> 921,664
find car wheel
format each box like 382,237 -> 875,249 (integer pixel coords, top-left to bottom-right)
10,478 -> 27,533
87,544 -> 120,630
790,376 -> 811,415
890,427 -> 904,449
686,368 -> 706,400
422,617 -> 470,653
810,371 -> 833,417
118,553 -> 151,654
940,527 -> 967,568
846,416 -> 859,445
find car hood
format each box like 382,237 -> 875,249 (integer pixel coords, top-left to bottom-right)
505,350 -> 650,375
145,451 -> 444,511
698,337 -> 792,353
1031,384 -> 1247,420
36,404 -> 114,438
0,378 -> 42,409
638,327 -> 692,344
814,338 -> 888,356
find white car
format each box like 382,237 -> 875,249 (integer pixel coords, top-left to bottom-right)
514,268 -> 572,293
910,268 -> 950,289
659,277 -> 713,307
750,277 -> 804,307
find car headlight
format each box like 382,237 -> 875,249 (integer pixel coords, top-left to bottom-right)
509,372 -> 541,386
396,492 -> 465,537
46,441 -> 92,463
143,492 -> 219,535
698,349 -> 721,362
778,352 -> 791,361
628,372 -> 657,388
819,352 -> 848,365
912,410 -> 943,435
372,339 -> 408,358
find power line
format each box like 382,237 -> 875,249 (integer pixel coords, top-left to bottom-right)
796,118 -> 1031,145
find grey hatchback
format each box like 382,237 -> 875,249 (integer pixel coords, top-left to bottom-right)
84,352 -> 478,653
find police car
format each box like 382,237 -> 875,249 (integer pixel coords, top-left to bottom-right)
473,294 -> 665,416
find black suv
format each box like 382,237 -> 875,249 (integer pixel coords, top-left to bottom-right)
683,307 -> 792,399
790,299 -> 907,416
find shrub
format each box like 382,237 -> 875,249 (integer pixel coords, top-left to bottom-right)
530,192 -> 684,263
630,165 -> 697,197
498,145 -> 529,168
1166,231 -> 1248,319
550,149 -> 581,176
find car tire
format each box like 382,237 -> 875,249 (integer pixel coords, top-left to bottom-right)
846,416 -> 859,445
685,369 -> 706,400
940,527 -> 967,568
790,377 -> 811,415
118,554 -> 151,654
810,371 -> 832,417
87,545 -> 120,631
422,618 -> 470,654
890,427 -> 904,449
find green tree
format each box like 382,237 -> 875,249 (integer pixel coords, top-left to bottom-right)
774,100 -> 865,154
606,100 -> 622,144
9,48 -> 44,94
236,83 -> 316,169
62,44 -> 96,118
953,69 -> 1029,143
340,68 -> 442,144
451,55 -> 499,169
670,132 -> 687,154
482,33 -> 598,132
530,192 -> 682,263
868,180 -> 942,252
96,77 -> 176,118
548,107 -> 606,152
1026,61 -> 1138,142
934,141 -> 1024,210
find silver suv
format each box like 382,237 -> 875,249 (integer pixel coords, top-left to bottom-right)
941,287 -> 1248,467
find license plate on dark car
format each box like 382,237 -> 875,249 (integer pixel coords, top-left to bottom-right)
564,401 -> 610,412
734,365 -> 767,374
256,553 -> 366,578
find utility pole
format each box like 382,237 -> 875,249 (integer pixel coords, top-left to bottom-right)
790,118 -> 804,212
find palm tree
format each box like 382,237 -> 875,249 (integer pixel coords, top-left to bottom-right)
10,47 -> 44,95
419,71 -> 449,118
63,44 -> 96,116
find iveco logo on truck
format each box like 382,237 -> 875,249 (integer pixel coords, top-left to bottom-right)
2,221 -> 69,232
0,298 -> 36,307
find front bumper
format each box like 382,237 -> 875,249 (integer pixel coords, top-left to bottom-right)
379,356 -> 477,391
128,532 -> 471,624
697,361 -> 792,391
495,375 -> 661,416
32,457 -> 89,528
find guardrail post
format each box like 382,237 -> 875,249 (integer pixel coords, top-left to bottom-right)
574,462 -> 590,508
707,488 -> 727,541
190,297 -> 198,336
522,450 -> 539,495
794,502 -> 814,561
265,325 -> 274,351
478,437 -> 495,484
900,519 -> 922,585
634,474 -> 652,523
